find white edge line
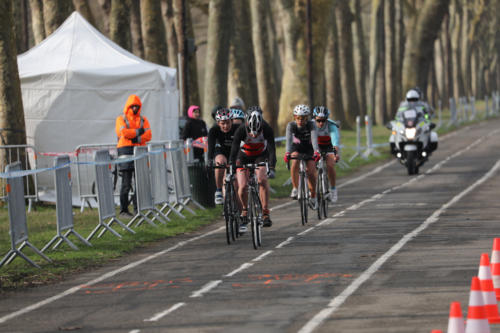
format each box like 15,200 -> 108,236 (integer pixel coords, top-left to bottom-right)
144,302 -> 186,322
298,227 -> 315,236
190,280 -> 223,298
224,263 -> 254,277
253,250 -> 273,262
0,226 -> 225,324
276,237 -> 294,249
298,158 -> 500,333
129,330 -> 141,333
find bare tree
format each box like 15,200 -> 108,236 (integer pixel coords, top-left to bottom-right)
184,2 -> 201,107
163,0 -> 178,68
141,0 -> 167,65
43,0 -> 74,36
109,0 -> 131,51
352,0 -> 368,119
97,0 -> 111,36
203,0 -> 232,119
29,0 -> 46,45
450,0 -> 465,98
73,0 -> 95,26
130,0 -> 144,58
13,0 -> 29,53
369,0 -> 386,124
385,0 -> 397,118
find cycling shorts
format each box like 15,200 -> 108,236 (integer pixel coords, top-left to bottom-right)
291,143 -> 314,160
236,149 -> 269,171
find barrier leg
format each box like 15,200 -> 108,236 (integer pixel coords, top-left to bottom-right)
87,223 -> 122,241
0,250 -> 18,268
151,208 -> 170,224
98,217 -> 136,238
162,202 -> 185,219
2,249 -> 41,269
183,198 -> 205,211
24,241 -> 53,263
177,200 -> 197,215
135,212 -> 157,228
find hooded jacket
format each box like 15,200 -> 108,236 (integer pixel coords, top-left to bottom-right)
115,95 -> 152,153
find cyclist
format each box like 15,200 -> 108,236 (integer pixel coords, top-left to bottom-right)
283,104 -> 320,209
229,106 -> 276,230
313,106 -> 340,203
207,108 -> 239,205
230,108 -> 245,126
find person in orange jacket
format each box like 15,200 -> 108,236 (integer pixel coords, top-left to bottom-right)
115,94 -> 152,218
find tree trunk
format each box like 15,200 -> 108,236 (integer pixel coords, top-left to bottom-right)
184,2 -> 200,107
402,0 -> 450,94
97,0 -> 111,36
276,0 -> 308,132
266,0 -> 283,98
336,1 -> 360,126
203,0 -> 232,121
461,1 -> 471,97
250,0 -> 278,130
130,0 -> 144,58
450,1 -> 465,98
73,0 -> 95,26
352,0 -> 368,119
0,0 -> 27,163
385,0 -> 397,118
396,0 -> 405,106
43,0 -> 73,36
444,13 -> 454,104
325,2 -> 347,128
141,0 -> 167,65
29,0 -> 45,45
13,0 -> 29,54
227,0 -> 258,108
109,0 -> 131,51
369,0 -> 384,123
163,0 -> 178,68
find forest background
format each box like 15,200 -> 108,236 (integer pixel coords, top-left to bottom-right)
0,0 -> 499,148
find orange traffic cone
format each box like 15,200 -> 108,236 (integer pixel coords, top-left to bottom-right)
478,253 -> 500,324
447,302 -> 465,333
490,238 -> 500,301
430,330 -> 442,333
465,276 -> 491,333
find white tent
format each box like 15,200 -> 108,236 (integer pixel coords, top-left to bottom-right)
17,11 -> 179,202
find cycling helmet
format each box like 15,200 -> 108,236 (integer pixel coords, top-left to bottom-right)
313,106 -> 330,118
247,105 -> 263,114
230,96 -> 246,110
211,105 -> 224,120
246,110 -> 263,136
406,89 -> 420,102
293,104 -> 310,116
215,108 -> 231,121
230,108 -> 245,120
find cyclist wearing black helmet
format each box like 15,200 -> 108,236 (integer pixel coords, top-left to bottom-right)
229,106 -> 276,230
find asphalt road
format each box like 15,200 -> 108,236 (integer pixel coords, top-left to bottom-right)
2,118 -> 500,333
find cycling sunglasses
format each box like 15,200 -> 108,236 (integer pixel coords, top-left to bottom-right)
316,118 -> 327,123
294,116 -> 307,121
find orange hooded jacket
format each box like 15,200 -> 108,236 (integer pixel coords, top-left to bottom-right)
115,95 -> 152,150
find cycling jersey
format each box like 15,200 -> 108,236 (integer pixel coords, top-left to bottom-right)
316,119 -> 340,147
229,121 -> 276,168
207,123 -> 239,159
285,120 -> 319,154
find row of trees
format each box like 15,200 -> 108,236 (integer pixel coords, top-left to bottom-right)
1,0 -> 499,142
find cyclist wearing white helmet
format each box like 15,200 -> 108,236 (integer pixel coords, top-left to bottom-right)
313,106 -> 340,203
284,104 -> 320,209
208,107 -> 239,205
229,106 -> 276,230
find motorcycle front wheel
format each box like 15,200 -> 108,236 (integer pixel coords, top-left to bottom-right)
406,151 -> 417,175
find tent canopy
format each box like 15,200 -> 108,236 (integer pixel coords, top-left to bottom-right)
18,11 -> 179,155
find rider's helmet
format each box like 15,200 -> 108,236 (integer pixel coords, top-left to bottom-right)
211,105 -> 225,120
293,104 -> 310,116
313,106 -> 330,118
245,109 -> 263,136
247,105 -> 263,114
215,107 -> 231,121
406,89 -> 420,103
230,96 -> 246,110
230,108 -> 245,120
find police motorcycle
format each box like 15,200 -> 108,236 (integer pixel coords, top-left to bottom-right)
387,108 -> 438,175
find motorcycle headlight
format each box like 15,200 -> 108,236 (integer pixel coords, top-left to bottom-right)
405,127 -> 417,140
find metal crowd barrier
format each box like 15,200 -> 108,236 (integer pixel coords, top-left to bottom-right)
87,150 -> 135,241
0,162 -> 52,269
148,142 -> 185,219
127,146 -> 169,228
42,156 -> 91,252
74,143 -> 119,212
0,144 -> 38,212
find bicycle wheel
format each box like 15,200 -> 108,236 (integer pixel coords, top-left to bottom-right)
254,192 -> 262,247
316,169 -> 323,220
298,172 -> 308,225
321,172 -> 329,218
249,191 -> 259,249
224,183 -> 234,245
230,184 -> 239,240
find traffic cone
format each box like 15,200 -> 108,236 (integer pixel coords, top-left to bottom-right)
447,302 -> 465,333
490,238 -> 500,300
465,276 -> 491,333
430,330 -> 442,333
478,253 -> 500,324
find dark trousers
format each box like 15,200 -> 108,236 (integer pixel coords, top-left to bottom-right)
120,170 -> 137,213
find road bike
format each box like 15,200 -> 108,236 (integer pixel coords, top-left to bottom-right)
240,162 -> 268,249
212,164 -> 240,244
316,152 -> 330,219
288,155 -> 310,226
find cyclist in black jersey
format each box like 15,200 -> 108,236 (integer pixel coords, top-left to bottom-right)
229,106 -> 276,228
207,108 -> 239,205
283,104 -> 320,209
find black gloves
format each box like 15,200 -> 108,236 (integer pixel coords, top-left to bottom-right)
131,137 -> 139,144
137,128 -> 145,136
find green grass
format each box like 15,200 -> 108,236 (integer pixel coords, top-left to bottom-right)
0,101 -> 496,291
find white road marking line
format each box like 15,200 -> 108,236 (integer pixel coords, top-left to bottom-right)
276,237 -> 295,248
144,302 -> 186,322
190,280 -> 223,298
253,250 -> 273,262
298,227 -> 315,236
224,263 -> 254,277
298,158 -> 500,333
129,330 -> 141,333
0,226 -> 224,324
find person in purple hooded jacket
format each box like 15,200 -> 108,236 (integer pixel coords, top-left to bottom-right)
182,105 -> 208,161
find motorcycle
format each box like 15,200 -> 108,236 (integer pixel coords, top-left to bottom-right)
387,108 -> 438,175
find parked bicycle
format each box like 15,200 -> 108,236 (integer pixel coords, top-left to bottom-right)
288,155 -> 311,225
240,162 -> 268,249
212,164 -> 240,244
316,151 -> 331,219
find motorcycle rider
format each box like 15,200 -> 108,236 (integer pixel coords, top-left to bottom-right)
284,104 -> 320,210
313,106 -> 340,203
396,88 -> 433,122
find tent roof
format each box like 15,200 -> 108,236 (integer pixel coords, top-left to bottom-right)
18,11 -> 176,90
